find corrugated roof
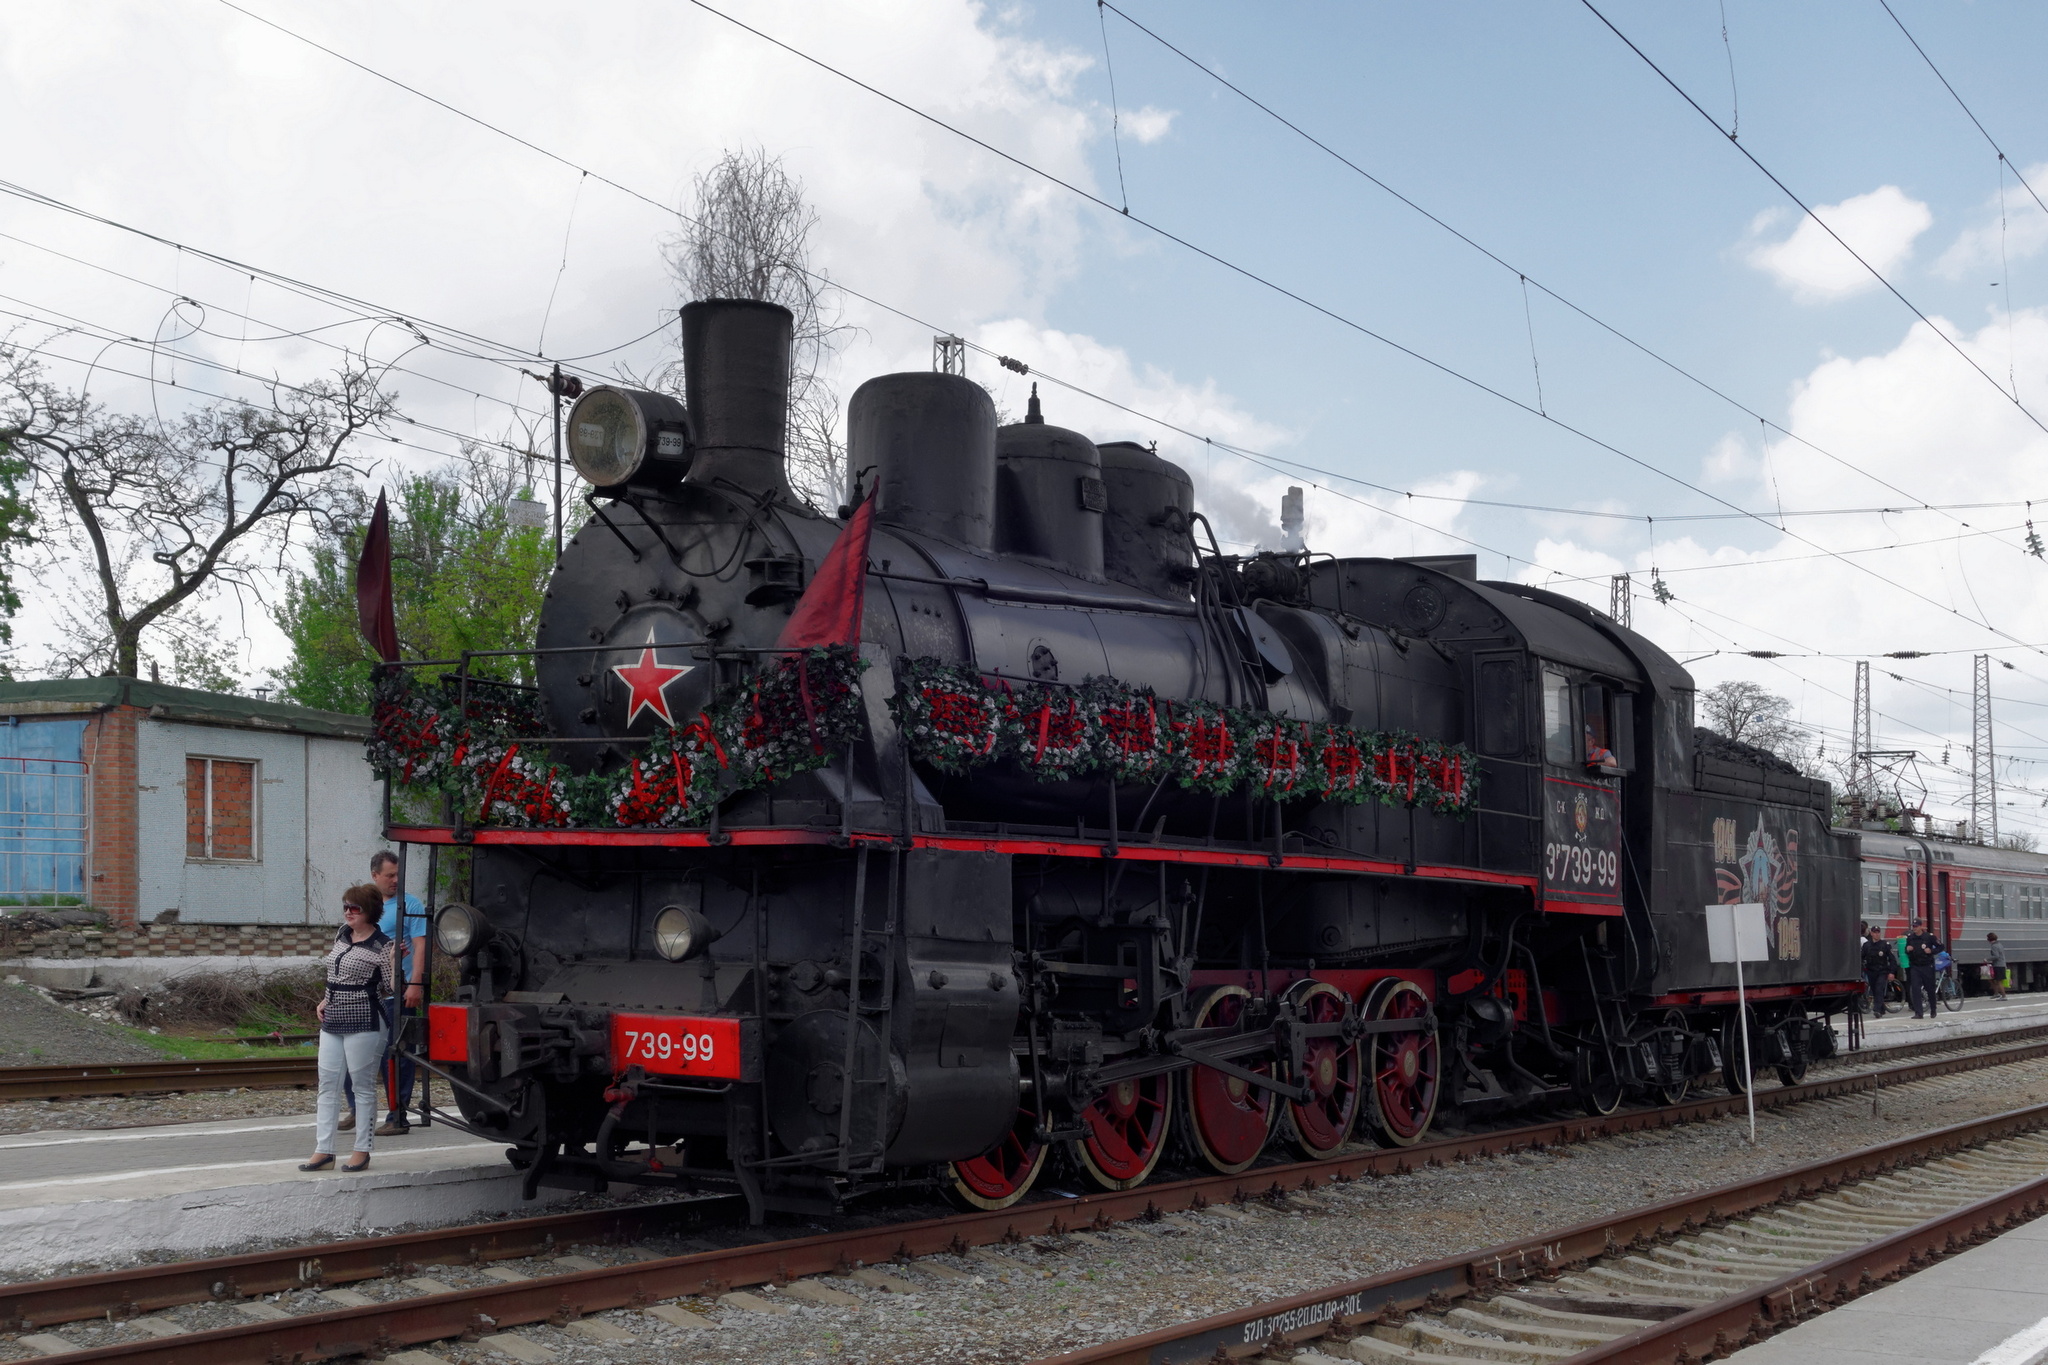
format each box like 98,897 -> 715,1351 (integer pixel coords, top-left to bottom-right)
0,678 -> 370,739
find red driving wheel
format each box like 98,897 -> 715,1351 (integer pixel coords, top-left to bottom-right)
948,1107 -> 1047,1210
1283,981 -> 1363,1157
1180,986 -> 1278,1175
1364,977 -> 1441,1146
1072,1070 -> 1173,1191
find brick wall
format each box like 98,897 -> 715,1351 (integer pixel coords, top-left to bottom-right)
86,707 -> 141,928
3,922 -> 333,960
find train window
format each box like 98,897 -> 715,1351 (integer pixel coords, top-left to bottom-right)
1862,868 -> 1898,921
1579,683 -> 1626,774
1542,670 -> 1574,766
1611,692 -> 1636,772
1476,659 -> 1523,757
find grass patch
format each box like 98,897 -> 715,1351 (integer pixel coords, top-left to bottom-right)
117,1028 -> 320,1062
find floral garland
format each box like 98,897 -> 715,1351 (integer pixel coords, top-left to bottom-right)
367,645 -> 1477,827
367,646 -> 865,829
886,656 -> 1480,815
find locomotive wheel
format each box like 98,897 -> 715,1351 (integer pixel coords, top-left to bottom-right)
1362,978 -> 1440,1147
948,1107 -> 1048,1211
1572,1047 -> 1624,1116
1651,1008 -> 1690,1105
1282,982 -> 1363,1158
1071,1073 -> 1173,1191
1722,1008 -> 1756,1095
1181,986 -> 1278,1175
1775,1013 -> 1809,1087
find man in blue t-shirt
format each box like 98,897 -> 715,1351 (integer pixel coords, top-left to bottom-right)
340,850 -> 428,1134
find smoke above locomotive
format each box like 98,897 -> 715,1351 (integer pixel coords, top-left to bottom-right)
379,301 -> 1863,1218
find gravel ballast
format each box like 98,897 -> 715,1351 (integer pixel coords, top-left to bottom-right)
0,981 -> 160,1067
7,1056 -> 2048,1364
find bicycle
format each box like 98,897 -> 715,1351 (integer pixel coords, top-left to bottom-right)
1936,966 -> 1964,1013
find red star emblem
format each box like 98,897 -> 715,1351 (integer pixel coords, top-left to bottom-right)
611,647 -> 693,727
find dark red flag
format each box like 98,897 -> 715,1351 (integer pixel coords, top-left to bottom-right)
355,489 -> 400,663
776,493 -> 876,651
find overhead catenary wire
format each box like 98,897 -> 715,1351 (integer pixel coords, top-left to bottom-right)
1092,0 -> 2010,547
653,0 -> 2048,661
8,5 -> 2039,796
28,0 -> 2048,699
1578,0 -> 2048,440
1876,0 -> 2048,224
198,0 -> 2048,640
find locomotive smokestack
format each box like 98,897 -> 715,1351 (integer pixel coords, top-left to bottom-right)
680,298 -> 794,499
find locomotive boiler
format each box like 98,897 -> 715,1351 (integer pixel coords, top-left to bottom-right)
385,299 -> 1864,1219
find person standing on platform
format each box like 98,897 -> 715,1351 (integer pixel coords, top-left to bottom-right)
340,851 -> 427,1136
1987,933 -> 2009,1001
303,884 -> 391,1172
1903,922 -> 1942,1019
1861,925 -> 1894,1017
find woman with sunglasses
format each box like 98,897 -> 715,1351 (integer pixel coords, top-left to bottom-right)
302,884 -> 394,1172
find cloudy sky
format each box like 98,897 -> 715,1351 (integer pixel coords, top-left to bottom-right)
5,0 -> 2048,836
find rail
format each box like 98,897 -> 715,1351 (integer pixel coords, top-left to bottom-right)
1034,1100 -> 2048,1363
0,1056 -> 316,1101
8,1034 -> 2048,1359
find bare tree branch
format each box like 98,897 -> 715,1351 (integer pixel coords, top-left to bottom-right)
0,344 -> 395,679
660,147 -> 853,509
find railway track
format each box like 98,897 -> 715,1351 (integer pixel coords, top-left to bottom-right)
5,1031 -> 2048,1362
0,1017 -> 2038,1104
0,1056 -> 316,1102
1043,1107 -> 2048,1365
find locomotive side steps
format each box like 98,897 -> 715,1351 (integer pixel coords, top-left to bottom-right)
1033,1102 -> 2048,1365
7,1034 -> 2048,1359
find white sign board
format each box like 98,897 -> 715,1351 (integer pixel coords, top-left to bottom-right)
1705,902 -> 1769,964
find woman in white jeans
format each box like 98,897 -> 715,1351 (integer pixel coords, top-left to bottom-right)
302,885 -> 393,1172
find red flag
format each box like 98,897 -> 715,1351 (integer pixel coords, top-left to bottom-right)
776,494 -> 876,651
355,489 -> 400,663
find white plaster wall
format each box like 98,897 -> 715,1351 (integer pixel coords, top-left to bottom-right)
135,722 -> 379,924
306,733 -> 387,914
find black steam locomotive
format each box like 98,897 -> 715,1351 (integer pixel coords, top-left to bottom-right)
390,300 -> 1863,1219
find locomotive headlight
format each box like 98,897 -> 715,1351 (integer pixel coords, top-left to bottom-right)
652,903 -> 718,962
434,902 -> 490,958
565,386 -> 691,489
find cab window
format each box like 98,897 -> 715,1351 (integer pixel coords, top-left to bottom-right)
1581,683 -> 1626,774
1542,670 -> 1574,766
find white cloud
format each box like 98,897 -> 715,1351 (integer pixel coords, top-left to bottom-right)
1933,162 -> 2048,280
1702,431 -> 1760,486
1122,106 -> 1177,145
0,0 -> 1146,673
1746,185 -> 1933,301
1524,305 -> 2048,830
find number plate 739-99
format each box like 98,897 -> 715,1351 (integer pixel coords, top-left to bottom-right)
608,1012 -> 744,1079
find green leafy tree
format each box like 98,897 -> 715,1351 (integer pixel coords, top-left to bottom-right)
273,447 -> 557,714
0,434 -> 30,669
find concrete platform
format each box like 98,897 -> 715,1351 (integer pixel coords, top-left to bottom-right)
1854,993 -> 2048,1054
1723,1213 -> 2048,1364
0,1112 -> 570,1274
